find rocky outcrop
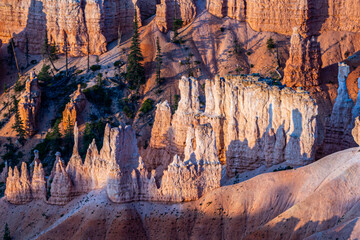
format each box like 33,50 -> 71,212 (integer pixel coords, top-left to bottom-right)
155,0 -> 196,32
160,124 -> 221,202
5,163 -> 32,204
0,161 -> 8,183
352,117 -> 360,147
62,85 -> 86,131
146,75 -> 319,177
322,63 -> 356,155
108,123 -> 221,203
31,161 -> 46,200
48,160 -> 72,205
18,73 -> 41,136
283,27 -> 322,87
5,154 -> 47,204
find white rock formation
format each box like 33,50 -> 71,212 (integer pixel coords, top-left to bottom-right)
323,63 -> 356,154
146,75 -> 319,177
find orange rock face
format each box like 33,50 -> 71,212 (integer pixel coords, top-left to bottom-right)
62,84 -> 86,131
0,0 -> 140,56
155,0 -> 196,32
283,27 -> 322,87
18,74 -> 41,137
206,0 -> 360,36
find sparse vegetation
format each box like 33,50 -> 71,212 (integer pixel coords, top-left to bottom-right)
83,84 -> 112,114
155,37 -> 163,85
140,99 -> 154,114
32,119 -> 62,162
173,17 -> 184,41
235,66 -> 244,74
37,65 -> 52,82
3,223 -> 11,240
90,65 -> 101,72
14,80 -> 24,92
12,96 -> 26,143
172,94 -> 180,113
233,40 -> 243,56
267,37 -> 276,50
273,166 -> 293,172
80,120 -> 106,158
1,138 -> 23,167
119,97 -> 137,119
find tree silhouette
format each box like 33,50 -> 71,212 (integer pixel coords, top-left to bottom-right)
126,11 -> 145,90
3,223 -> 11,240
11,96 -> 26,143
155,37 -> 163,84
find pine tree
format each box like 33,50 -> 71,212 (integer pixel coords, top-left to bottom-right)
12,96 -> 26,143
118,25 -> 122,47
64,33 -> 68,77
41,30 -> 58,71
41,30 -> 49,58
64,115 -> 74,158
87,33 -> 90,72
172,0 -> 183,41
25,35 -> 30,67
3,223 -> 11,240
7,38 -> 14,66
126,11 -> 145,90
155,37 -> 163,84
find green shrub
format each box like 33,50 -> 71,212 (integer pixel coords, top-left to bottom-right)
14,80 -> 24,92
114,60 -> 125,68
140,99 -> 154,114
267,37 -> 276,50
37,65 -> 52,82
80,120 -> 106,158
172,94 -> 180,113
83,85 -> 112,114
90,65 -> 101,71
273,166 -> 293,172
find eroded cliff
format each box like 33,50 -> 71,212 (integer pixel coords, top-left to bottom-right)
145,75 -> 319,177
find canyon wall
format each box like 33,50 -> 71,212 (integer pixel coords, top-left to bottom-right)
1,0 -> 360,56
0,0 -> 140,56
206,0 -> 360,36
145,75 -> 319,177
5,122 -> 221,205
